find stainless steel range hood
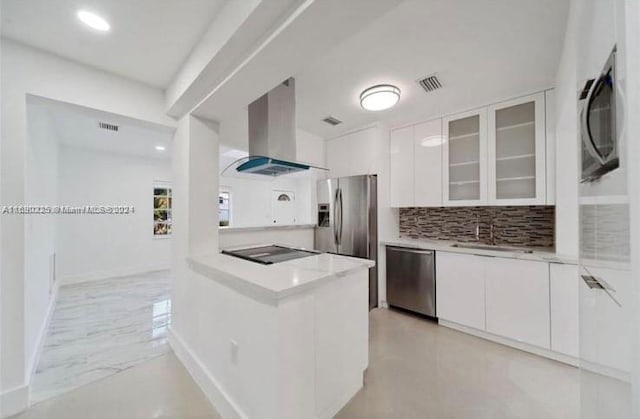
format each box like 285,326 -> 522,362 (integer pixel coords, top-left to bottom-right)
233,78 -> 324,177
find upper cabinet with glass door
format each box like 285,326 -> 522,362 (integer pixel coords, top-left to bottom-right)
442,108 -> 488,206
488,93 -> 546,204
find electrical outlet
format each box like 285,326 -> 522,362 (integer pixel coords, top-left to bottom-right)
229,340 -> 239,365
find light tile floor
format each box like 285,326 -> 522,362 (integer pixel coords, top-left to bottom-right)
30,270 -> 173,403
337,308 -> 580,419
20,294 -> 580,418
14,352 -> 220,419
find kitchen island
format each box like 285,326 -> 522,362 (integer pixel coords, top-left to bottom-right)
169,251 -> 374,419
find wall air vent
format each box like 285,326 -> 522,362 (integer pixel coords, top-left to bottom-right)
322,116 -> 342,126
98,122 -> 119,132
417,74 -> 442,93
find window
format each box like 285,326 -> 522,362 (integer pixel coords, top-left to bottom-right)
219,190 -> 231,227
153,184 -> 172,236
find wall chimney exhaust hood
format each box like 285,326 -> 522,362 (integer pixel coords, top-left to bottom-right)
223,78 -> 327,178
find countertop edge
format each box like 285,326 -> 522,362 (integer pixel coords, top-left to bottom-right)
219,224 -> 316,233
381,239 -> 578,265
187,253 -> 374,305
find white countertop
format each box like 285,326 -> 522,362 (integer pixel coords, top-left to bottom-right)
382,237 -> 578,265
187,251 -> 374,305
219,224 -> 315,233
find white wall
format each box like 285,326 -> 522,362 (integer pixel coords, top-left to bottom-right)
219,227 -> 314,250
56,147 -> 171,283
553,0 -> 581,258
622,0 -> 640,412
169,115 -> 220,412
0,39 -> 174,416
220,177 -> 312,228
24,100 -> 59,382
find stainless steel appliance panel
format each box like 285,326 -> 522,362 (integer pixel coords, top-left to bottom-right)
368,176 -> 378,309
386,247 -> 436,317
337,175 -> 370,258
580,47 -> 619,182
315,178 -> 339,254
315,175 -> 378,309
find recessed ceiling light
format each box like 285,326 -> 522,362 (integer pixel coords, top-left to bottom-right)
360,84 -> 400,111
155,145 -> 166,152
77,10 -> 110,32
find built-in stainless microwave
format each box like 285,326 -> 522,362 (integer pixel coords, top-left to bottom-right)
580,47 -> 619,182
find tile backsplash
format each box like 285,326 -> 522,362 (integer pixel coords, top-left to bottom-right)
399,206 -> 555,248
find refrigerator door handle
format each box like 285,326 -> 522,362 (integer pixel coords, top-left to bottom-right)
333,188 -> 340,246
338,188 -> 344,245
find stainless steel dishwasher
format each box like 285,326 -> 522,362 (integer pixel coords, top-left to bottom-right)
386,246 -> 436,317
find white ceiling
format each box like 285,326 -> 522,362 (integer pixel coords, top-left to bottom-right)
29,98 -> 174,159
294,0 -> 570,138
1,0 -> 227,87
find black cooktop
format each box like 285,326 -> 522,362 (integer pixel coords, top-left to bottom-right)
221,245 -> 319,265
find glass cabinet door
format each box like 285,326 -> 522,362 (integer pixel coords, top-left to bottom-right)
488,93 -> 545,203
443,109 -> 487,204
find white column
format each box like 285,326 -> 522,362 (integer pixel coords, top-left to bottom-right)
170,113 -> 220,343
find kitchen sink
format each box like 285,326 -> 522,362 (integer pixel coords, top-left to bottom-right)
450,243 -> 533,253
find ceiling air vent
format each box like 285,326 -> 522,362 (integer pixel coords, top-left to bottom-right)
417,74 -> 442,93
322,116 -> 342,126
98,122 -> 119,132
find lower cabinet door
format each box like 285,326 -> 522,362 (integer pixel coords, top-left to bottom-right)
436,252 -> 486,330
550,263 -> 579,357
485,258 -> 550,348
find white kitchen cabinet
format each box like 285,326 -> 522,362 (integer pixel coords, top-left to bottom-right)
326,137 -> 350,178
487,92 -> 547,204
579,264 -> 633,375
550,263 -> 579,357
485,258 -> 550,348
389,126 -> 414,207
442,108 -> 488,206
389,120 -> 443,208
414,119 -> 443,207
327,127 -> 380,178
544,89 -> 556,205
388,90 -> 551,208
436,252 -> 486,330
349,128 -> 380,176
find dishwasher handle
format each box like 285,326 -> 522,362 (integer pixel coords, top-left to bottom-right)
387,247 -> 433,255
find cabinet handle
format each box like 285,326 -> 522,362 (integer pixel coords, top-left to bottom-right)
581,274 -> 622,307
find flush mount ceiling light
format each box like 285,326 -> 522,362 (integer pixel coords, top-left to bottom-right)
155,145 -> 166,152
360,84 -> 400,111
77,10 -> 111,32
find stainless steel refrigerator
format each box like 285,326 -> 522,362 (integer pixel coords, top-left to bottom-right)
315,175 -> 378,309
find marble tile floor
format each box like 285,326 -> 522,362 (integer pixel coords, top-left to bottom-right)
29,270 -> 173,404
19,305 -> 580,418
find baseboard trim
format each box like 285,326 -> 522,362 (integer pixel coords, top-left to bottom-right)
26,282 -> 59,388
1,385 -> 28,418
168,327 -> 247,419
59,264 -> 170,286
439,319 -> 580,367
